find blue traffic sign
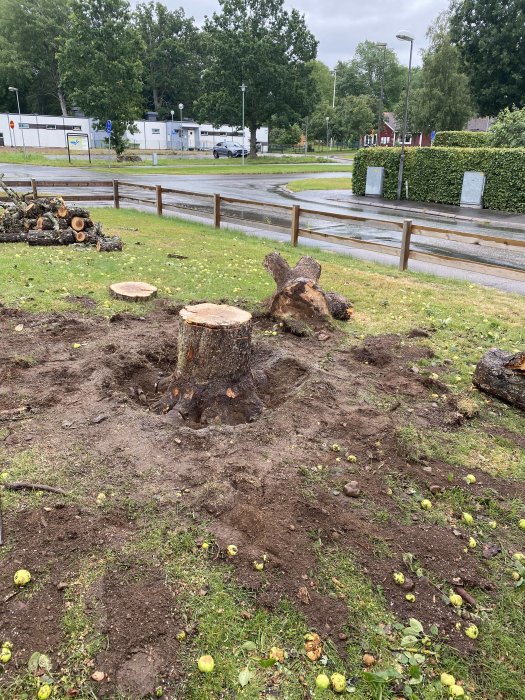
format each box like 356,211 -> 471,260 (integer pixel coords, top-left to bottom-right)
431,130 -> 436,141
106,120 -> 112,134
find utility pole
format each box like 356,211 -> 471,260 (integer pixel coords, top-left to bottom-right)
396,32 -> 415,200
376,43 -> 387,146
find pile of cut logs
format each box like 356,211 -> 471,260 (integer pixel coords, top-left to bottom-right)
0,176 -> 122,252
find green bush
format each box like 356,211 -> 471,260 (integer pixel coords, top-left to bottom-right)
433,131 -> 488,148
353,146 -> 525,213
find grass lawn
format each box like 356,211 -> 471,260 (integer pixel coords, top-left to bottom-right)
286,177 -> 353,192
0,208 -> 524,700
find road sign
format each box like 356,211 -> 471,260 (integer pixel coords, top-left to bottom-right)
431,130 -> 436,142
9,120 -> 14,129
106,120 -> 112,134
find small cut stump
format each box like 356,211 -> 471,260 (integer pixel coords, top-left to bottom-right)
154,303 -> 264,425
473,349 -> 525,410
109,281 -> 157,301
263,252 -> 353,335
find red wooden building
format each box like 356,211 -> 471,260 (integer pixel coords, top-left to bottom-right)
361,112 -> 432,148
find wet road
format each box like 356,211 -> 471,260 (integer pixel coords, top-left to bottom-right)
2,162 -> 525,282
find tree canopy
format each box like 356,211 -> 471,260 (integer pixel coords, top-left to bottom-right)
58,0 -> 144,154
195,0 -> 318,156
487,107 -> 525,148
450,0 -> 525,115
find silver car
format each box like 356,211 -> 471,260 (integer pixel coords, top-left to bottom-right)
213,141 -> 248,158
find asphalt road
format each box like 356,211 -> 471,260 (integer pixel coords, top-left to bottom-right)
2,162 -> 524,294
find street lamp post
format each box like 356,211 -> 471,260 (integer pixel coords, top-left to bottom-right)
178,103 -> 184,157
332,69 -> 337,109
376,43 -> 387,147
170,109 -> 174,151
326,116 -> 330,150
8,87 -> 25,157
396,31 -> 415,200
240,83 -> 246,164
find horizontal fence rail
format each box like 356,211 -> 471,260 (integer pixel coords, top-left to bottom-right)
2,178 -> 525,284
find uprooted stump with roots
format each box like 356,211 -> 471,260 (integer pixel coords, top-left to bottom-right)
263,252 -> 353,335
473,348 -> 525,410
154,303 -> 264,425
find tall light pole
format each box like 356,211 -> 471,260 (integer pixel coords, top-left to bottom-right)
8,87 -> 25,157
376,43 -> 387,147
170,109 -> 174,151
325,116 -> 329,150
178,102 -> 184,156
240,83 -> 246,164
396,31 -> 415,200
332,69 -> 337,109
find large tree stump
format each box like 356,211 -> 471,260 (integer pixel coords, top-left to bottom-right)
154,303 -> 264,425
109,281 -> 157,301
473,349 -> 525,410
263,252 -> 353,334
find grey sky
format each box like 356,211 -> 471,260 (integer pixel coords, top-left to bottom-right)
157,0 -> 450,67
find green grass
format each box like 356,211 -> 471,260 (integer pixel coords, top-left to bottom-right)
1,207 -> 524,699
286,176 -> 353,192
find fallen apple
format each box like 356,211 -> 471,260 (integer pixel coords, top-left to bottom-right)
198,655 -> 215,673
0,649 -> 11,664
315,673 -> 330,690
512,552 -> 524,562
1,641 -> 13,650
519,519 -> 525,531
468,537 -> 477,549
449,594 -> 463,607
465,474 -> 476,485
96,492 -> 107,506
253,561 -> 264,571
346,454 -> 357,463
465,624 -> 478,639
227,545 -> 238,557
405,593 -> 416,603
13,569 -> 31,587
201,542 -> 210,550
393,572 -> 405,585
155,687 -> 164,698
440,673 -> 455,687
511,571 -> 520,581
462,512 -> 474,525
330,673 -> 346,693
489,520 -> 497,529
449,684 -> 465,697
420,499 -> 432,510
37,685 -> 52,700
331,444 -> 341,452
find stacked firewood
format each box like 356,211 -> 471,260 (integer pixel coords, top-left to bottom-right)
0,176 -> 122,252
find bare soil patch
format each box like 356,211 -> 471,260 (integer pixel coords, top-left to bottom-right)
0,303 -> 523,695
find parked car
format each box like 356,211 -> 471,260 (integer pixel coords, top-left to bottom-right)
213,141 -> 248,158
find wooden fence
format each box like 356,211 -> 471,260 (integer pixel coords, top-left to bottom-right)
3,177 -> 525,283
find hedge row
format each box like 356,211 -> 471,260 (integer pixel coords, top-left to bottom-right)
434,131 -> 488,148
353,146 -> 525,213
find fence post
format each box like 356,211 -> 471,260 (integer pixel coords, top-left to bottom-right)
113,180 -> 120,209
156,185 -> 163,216
399,218 -> 412,271
31,179 -> 38,198
213,193 -> 221,229
291,205 -> 300,246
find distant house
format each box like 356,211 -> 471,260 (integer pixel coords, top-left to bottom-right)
466,116 -> 494,132
361,112 -> 432,148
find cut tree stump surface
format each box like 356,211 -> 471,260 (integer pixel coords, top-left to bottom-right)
180,303 -> 252,328
109,282 -> 158,302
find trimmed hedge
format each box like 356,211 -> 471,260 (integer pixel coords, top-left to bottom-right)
353,147 -> 525,213
434,131 -> 488,148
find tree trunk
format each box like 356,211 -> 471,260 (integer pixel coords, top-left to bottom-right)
109,281 -> 157,301
263,252 -> 353,334
249,126 -> 258,157
473,349 -> 525,410
154,303 -> 264,426
57,87 -> 68,117
97,236 -> 123,252
152,87 -> 160,112
27,229 -> 76,246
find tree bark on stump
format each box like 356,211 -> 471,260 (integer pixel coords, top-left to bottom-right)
27,229 -> 76,246
154,303 -> 264,425
263,252 -> 353,335
473,349 -> 525,410
97,236 -> 123,252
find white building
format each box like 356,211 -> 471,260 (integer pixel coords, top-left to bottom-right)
0,112 -> 268,152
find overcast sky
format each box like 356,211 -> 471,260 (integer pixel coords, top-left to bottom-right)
157,0 -> 450,67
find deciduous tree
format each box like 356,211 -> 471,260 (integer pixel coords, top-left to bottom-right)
195,0 -> 318,157
487,107 -> 525,148
58,0 -> 144,154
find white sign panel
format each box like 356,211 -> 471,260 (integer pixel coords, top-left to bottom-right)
67,133 -> 89,151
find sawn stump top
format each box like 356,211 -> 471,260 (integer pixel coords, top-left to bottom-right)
180,303 -> 252,328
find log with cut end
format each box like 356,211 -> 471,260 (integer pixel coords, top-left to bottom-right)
109,281 -> 157,301
71,216 -> 85,232
0,230 -> 27,243
97,236 -> 123,252
473,349 -> 525,410
154,303 -> 264,425
57,204 -> 69,218
263,252 -> 353,334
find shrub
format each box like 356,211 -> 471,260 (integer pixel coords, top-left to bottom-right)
433,131 -> 488,148
353,146 -> 525,213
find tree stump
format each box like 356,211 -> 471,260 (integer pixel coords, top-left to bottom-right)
109,281 -> 157,301
154,303 -> 264,425
97,236 -> 123,252
473,349 -> 525,410
263,252 -> 353,334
